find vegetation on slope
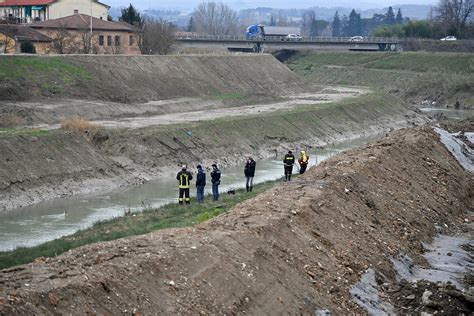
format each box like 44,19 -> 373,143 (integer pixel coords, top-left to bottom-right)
286,52 -> 474,108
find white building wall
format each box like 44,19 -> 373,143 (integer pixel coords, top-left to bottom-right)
49,0 -> 107,20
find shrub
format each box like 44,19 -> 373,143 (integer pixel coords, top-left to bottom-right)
60,117 -> 101,140
20,41 -> 36,54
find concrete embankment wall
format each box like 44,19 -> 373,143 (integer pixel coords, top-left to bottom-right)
0,93 -> 425,211
0,54 -> 303,102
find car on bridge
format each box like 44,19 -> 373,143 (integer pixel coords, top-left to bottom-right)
349,36 -> 364,42
286,34 -> 303,41
440,36 -> 457,41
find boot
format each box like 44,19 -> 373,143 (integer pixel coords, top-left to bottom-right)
246,185 -> 249,192
250,186 -> 253,192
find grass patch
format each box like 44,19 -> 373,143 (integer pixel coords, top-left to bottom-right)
0,181 -> 277,270
0,128 -> 49,137
286,51 -> 474,106
0,56 -> 93,98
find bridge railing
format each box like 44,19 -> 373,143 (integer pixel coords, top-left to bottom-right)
174,34 -> 400,43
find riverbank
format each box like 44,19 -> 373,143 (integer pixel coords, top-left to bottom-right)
0,181 -> 277,270
0,92 -> 427,211
1,125 -> 471,314
286,51 -> 474,109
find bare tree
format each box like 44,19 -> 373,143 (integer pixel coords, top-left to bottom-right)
1,35 -> 14,53
435,0 -> 474,36
50,24 -> 74,54
139,18 -> 175,55
192,1 -> 238,35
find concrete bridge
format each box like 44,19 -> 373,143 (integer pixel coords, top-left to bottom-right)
173,35 -> 401,52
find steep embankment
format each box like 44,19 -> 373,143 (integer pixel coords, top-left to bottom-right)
0,93 -> 426,211
0,126 -> 471,314
0,54 -> 303,103
286,51 -> 474,108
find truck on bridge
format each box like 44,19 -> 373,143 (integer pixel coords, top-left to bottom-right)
245,25 -> 302,41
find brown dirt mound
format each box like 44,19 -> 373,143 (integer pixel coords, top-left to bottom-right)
0,126 -> 472,314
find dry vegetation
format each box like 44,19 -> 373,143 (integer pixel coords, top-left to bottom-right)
0,114 -> 26,128
60,117 -> 101,140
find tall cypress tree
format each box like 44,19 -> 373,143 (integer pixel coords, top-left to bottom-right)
347,9 -> 362,36
395,8 -> 403,24
332,11 -> 341,37
385,6 -> 396,25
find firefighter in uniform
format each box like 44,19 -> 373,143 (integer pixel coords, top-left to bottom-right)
298,150 -> 309,174
283,150 -> 295,181
177,165 -> 193,204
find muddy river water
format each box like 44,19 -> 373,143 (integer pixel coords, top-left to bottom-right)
0,137 -> 374,251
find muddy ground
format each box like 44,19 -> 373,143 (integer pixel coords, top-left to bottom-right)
0,126 -> 472,314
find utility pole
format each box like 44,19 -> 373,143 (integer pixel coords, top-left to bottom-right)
89,0 -> 92,53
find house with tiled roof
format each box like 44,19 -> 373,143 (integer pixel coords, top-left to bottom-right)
0,23 -> 52,53
30,13 -> 140,55
0,0 -> 109,24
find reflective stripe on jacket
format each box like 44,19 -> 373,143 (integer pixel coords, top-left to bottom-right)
177,171 -> 193,188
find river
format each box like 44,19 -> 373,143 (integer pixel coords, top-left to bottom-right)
0,137 -> 376,251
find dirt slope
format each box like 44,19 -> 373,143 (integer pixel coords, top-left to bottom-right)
0,93 -> 426,211
0,126 -> 471,314
0,54 -> 304,103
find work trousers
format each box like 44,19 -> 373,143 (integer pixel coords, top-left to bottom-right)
299,163 -> 308,174
212,182 -> 219,201
179,188 -> 190,204
284,165 -> 293,181
245,176 -> 254,192
196,185 -> 205,203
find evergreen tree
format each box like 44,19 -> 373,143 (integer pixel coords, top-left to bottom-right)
270,15 -> 276,26
385,6 -> 396,25
187,16 -> 196,32
332,11 -> 341,37
309,18 -> 318,37
120,4 -> 143,26
346,9 -> 362,36
395,8 -> 403,24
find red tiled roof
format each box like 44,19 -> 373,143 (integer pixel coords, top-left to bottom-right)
0,0 -> 109,7
30,14 -> 135,32
0,0 -> 56,6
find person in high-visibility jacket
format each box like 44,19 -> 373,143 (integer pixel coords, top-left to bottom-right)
177,165 -> 193,204
298,150 -> 309,174
283,150 -> 295,181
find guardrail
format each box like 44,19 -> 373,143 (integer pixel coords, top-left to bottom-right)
174,34 -> 401,43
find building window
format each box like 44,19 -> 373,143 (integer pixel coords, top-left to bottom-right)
114,35 -> 120,46
98,35 -> 104,46
129,35 -> 133,46
107,35 -> 112,46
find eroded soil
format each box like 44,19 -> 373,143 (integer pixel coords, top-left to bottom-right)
0,126 -> 472,314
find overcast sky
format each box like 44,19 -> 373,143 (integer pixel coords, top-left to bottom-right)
106,0 -> 439,10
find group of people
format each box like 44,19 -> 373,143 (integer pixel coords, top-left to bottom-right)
176,151 -> 309,204
284,150 -> 309,181
176,163 -> 221,205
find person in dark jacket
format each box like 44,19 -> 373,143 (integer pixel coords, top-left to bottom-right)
176,165 -> 193,204
244,157 -> 256,192
210,163 -> 221,201
283,150 -> 295,181
195,164 -> 206,203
